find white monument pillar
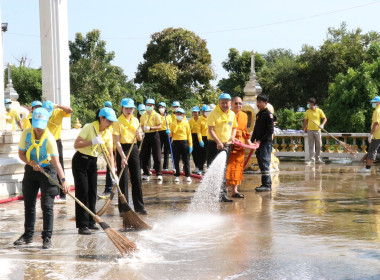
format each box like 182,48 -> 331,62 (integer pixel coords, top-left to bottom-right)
39,0 -> 71,129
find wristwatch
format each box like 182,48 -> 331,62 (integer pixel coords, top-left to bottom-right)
61,178 -> 66,182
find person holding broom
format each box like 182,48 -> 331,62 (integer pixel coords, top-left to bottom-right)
226,96 -> 252,198
113,98 -> 147,215
157,102 -> 171,171
72,107 -> 117,235
196,105 -> 211,175
14,107 -> 69,249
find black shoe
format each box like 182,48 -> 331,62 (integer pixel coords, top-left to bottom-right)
135,209 -> 148,215
14,234 -> 33,246
88,224 -> 99,230
220,193 -> 233,202
78,227 -> 91,235
255,186 -> 272,192
42,237 -> 52,249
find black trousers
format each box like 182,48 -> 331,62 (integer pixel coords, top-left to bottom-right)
72,152 -> 98,228
116,143 -> 145,212
22,164 -> 59,239
159,130 -> 170,170
199,136 -> 208,171
56,139 -> 66,198
206,140 -> 230,195
191,133 -> 202,170
141,131 -> 162,176
172,140 -> 190,177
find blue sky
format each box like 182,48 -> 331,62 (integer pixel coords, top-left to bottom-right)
2,0 -> 380,84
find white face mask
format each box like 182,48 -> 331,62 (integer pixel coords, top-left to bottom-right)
204,112 -> 210,117
139,110 -> 146,115
146,106 -> 153,112
159,108 -> 166,114
5,104 -> 11,109
372,103 -> 377,109
307,104 -> 310,109
176,115 -> 184,121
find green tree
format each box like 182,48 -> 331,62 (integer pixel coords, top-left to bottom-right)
69,29 -> 136,124
218,48 -> 265,97
276,108 -> 305,130
135,28 -> 214,103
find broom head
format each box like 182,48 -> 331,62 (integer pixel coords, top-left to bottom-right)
119,194 -> 152,230
338,140 -> 358,156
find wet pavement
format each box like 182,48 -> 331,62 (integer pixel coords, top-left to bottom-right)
1,161 -> 380,279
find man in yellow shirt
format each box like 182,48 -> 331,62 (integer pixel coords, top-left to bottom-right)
359,96 -> 380,173
303,97 -> 327,165
22,101 -> 42,130
207,93 -> 237,202
4,98 -> 23,131
140,98 -> 162,181
43,100 -> 72,203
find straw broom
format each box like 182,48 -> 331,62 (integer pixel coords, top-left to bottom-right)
310,120 -> 358,156
40,169 -> 136,256
93,126 -> 152,230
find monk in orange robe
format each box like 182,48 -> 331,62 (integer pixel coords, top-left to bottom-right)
226,96 -> 252,198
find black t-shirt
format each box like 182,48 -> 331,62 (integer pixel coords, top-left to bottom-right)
251,108 -> 274,143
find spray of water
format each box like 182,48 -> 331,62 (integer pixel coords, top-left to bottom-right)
188,151 -> 227,214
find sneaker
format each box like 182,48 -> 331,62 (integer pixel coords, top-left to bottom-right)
305,160 -> 314,165
174,177 -> 180,182
135,208 -> 148,215
14,234 -> 33,246
196,171 -> 203,176
78,227 -> 91,235
88,224 -> 99,230
98,192 -> 111,199
54,197 -> 67,204
192,169 -> 199,174
42,237 -> 51,249
142,175 -> 150,181
316,159 -> 325,164
149,171 -> 152,175
163,169 -> 169,171
358,167 -> 371,173
157,175 -> 163,181
186,177 -> 192,183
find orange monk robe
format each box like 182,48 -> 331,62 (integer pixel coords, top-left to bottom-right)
226,111 -> 250,186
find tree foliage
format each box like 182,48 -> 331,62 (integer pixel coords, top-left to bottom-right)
276,108 -> 305,130
135,28 -> 214,103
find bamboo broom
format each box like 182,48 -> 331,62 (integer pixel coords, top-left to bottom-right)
93,126 -> 152,230
40,169 -> 136,256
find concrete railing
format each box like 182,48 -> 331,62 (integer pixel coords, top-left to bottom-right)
274,132 -> 369,161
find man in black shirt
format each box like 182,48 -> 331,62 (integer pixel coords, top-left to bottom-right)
251,94 -> 274,192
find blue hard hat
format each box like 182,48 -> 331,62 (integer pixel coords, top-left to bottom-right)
158,102 -> 166,107
99,107 -> 118,122
121,98 -> 136,108
192,106 -> 200,112
146,98 -> 155,105
4,98 -> 12,104
31,101 -> 42,108
370,96 -> 380,103
201,105 -> 211,112
138,104 -> 146,111
175,108 -> 185,114
172,101 -> 180,107
219,93 -> 231,100
104,101 -> 112,108
32,108 -> 49,129
42,100 -> 54,117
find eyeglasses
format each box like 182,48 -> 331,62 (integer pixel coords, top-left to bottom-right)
234,102 -> 242,105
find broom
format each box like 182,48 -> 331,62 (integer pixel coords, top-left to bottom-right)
96,125 -> 141,216
310,120 -> 358,156
40,169 -> 136,256
93,126 -> 152,230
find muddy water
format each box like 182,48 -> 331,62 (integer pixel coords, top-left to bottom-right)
1,162 -> 380,279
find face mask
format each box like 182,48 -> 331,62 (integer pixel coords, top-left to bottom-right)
5,104 -> 11,109
159,108 -> 165,114
176,115 -> 184,121
139,110 -> 146,115
372,103 -> 377,109
146,106 -> 153,112
204,112 -> 210,117
307,104 -> 310,109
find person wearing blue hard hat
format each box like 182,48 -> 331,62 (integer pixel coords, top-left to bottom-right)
169,101 -> 182,124
14,107 -> 68,249
170,108 -> 193,182
207,93 -> 237,202
358,96 -> 380,173
302,97 -> 327,165
113,98 -> 147,214
42,100 -> 73,203
137,104 -> 146,121
23,101 -> 43,130
140,98 -> 163,181
195,105 -> 211,174
189,106 -> 202,174
104,101 -> 113,108
157,102 -> 171,171
71,107 -> 117,235
4,98 -> 23,131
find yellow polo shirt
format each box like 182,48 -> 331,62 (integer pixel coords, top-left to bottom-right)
6,109 -> 20,131
159,114 -> 171,131
170,119 -> 193,147
47,109 -> 70,140
188,118 -> 199,134
207,105 -> 237,143
76,123 -> 113,157
22,112 -> 32,130
305,108 -> 326,131
372,105 -> 380,139
113,115 -> 139,144
196,116 -> 208,142
140,111 -> 161,133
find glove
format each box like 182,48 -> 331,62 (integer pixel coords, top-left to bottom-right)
199,141 -> 204,148
368,134 -> 373,144
92,136 -> 102,145
319,124 -> 324,129
189,146 -> 193,153
111,175 -> 119,186
166,129 -> 170,135
144,125 -> 151,132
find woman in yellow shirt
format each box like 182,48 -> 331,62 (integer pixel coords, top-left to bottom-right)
170,108 -> 193,183
157,102 -> 171,171
189,106 -> 201,174
72,107 -> 117,235
196,105 -> 211,174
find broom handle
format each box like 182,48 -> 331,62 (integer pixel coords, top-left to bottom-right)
138,111 -> 153,152
164,113 -> 176,169
310,120 -> 341,143
40,169 -> 96,219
